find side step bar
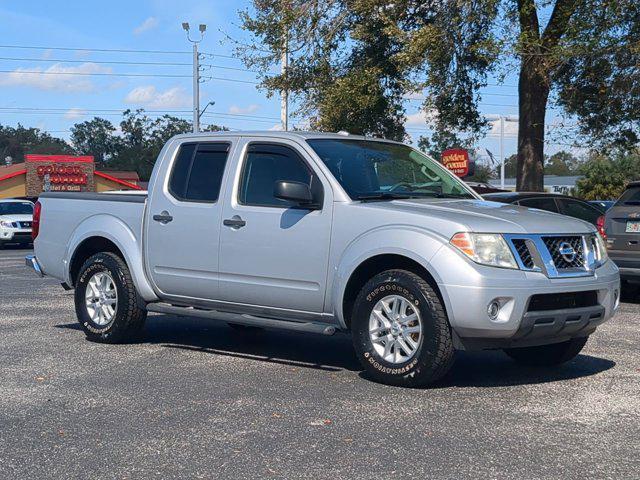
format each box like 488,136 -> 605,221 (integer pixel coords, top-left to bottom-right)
146,302 -> 338,336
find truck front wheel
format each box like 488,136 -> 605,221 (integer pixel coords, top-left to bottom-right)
503,337 -> 588,366
351,269 -> 455,388
75,252 -> 147,343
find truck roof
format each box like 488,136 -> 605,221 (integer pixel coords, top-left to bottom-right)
170,130 -> 404,144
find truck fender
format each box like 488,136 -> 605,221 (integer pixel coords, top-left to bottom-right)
64,214 -> 159,302
330,225 -> 449,328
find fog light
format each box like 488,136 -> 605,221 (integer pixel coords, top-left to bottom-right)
487,300 -> 501,320
614,289 -> 620,310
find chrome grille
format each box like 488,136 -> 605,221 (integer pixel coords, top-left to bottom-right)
505,233 -> 598,278
542,236 -> 585,269
512,239 -> 534,269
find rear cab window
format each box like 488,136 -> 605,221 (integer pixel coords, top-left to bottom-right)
517,197 -> 559,213
168,142 -> 231,203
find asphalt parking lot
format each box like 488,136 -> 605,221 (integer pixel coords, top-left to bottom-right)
1,247 -> 639,479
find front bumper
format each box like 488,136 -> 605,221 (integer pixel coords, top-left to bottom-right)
25,254 -> 44,277
432,247 -> 620,348
0,229 -> 32,243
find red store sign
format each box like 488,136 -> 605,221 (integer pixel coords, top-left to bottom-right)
36,164 -> 88,185
441,148 -> 470,177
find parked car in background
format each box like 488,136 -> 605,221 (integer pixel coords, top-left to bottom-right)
483,192 -> 605,227
0,199 -> 34,248
589,200 -> 615,211
603,181 -> 640,286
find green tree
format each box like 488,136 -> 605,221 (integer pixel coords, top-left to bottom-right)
237,0 -> 640,191
0,124 -> 72,163
545,150 -> 580,176
575,150 -> 640,200
70,118 -> 117,169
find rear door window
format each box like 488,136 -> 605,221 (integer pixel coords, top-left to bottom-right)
168,142 -> 230,203
518,197 -> 559,213
558,199 -> 602,225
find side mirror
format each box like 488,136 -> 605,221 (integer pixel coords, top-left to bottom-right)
274,180 -> 317,208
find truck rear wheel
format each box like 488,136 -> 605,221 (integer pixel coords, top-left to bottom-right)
351,269 -> 455,388
503,337 -> 588,366
74,252 -> 147,343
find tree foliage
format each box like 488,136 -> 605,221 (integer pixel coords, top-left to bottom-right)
2,111 -> 228,181
0,124 -> 73,164
575,150 -> 640,200
236,0 -> 640,191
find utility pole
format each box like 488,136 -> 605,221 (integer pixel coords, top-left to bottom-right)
280,32 -> 289,131
500,115 -> 505,190
182,22 -> 207,133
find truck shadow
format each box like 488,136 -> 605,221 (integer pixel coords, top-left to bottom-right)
621,282 -> 640,304
56,314 -> 616,387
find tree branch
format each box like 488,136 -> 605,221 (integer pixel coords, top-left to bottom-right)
542,0 -> 578,49
517,0 -> 540,40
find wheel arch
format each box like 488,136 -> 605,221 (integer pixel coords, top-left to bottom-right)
65,215 -> 158,302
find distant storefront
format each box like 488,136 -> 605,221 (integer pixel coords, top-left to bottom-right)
0,155 -> 143,199
488,175 -> 582,195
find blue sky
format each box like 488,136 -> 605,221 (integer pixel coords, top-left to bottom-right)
0,0 -> 574,166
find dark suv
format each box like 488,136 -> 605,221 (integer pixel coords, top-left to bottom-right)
604,181 -> 640,285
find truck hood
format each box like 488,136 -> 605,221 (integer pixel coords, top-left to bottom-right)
363,198 -> 595,235
0,214 -> 32,223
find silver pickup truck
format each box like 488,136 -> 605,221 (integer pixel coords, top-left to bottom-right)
27,132 -> 620,387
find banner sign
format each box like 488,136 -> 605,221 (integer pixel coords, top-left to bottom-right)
441,148 -> 470,177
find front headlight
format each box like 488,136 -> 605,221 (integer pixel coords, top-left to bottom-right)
0,220 -> 14,228
450,232 -> 519,269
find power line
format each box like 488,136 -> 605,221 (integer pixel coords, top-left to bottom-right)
0,106 -> 281,121
0,69 -> 190,78
0,44 -> 244,61
0,44 -> 191,55
0,69 -> 261,84
0,56 -> 191,66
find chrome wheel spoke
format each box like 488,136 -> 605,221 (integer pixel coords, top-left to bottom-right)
85,271 -> 118,326
369,294 -> 422,365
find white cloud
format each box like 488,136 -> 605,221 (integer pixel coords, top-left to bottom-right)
268,123 -> 283,131
405,109 -> 438,126
133,17 -> 159,35
489,118 -> 519,136
64,108 -> 86,120
124,85 -> 190,109
228,104 -> 260,115
0,63 -> 112,92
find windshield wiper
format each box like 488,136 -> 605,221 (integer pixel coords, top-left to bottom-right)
356,192 -> 413,201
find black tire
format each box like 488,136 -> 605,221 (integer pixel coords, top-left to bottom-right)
503,337 -> 588,366
75,252 -> 147,343
351,269 -> 455,387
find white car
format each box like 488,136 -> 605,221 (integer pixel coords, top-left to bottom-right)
0,199 -> 34,247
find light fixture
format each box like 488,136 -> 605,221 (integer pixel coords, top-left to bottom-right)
182,22 -> 190,31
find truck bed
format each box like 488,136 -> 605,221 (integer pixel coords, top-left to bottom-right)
36,192 -> 147,283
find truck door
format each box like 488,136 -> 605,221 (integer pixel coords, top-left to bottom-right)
145,139 -> 236,301
217,139 -> 333,313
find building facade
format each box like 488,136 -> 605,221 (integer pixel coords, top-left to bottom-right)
0,155 -> 143,199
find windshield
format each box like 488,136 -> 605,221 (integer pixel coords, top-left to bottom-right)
306,139 -> 476,200
0,201 -> 34,216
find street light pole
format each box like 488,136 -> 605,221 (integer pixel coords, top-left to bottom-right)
192,42 -> 200,133
182,22 -> 207,134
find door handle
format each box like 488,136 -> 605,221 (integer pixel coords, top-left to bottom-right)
223,215 -> 246,228
152,211 -> 173,224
